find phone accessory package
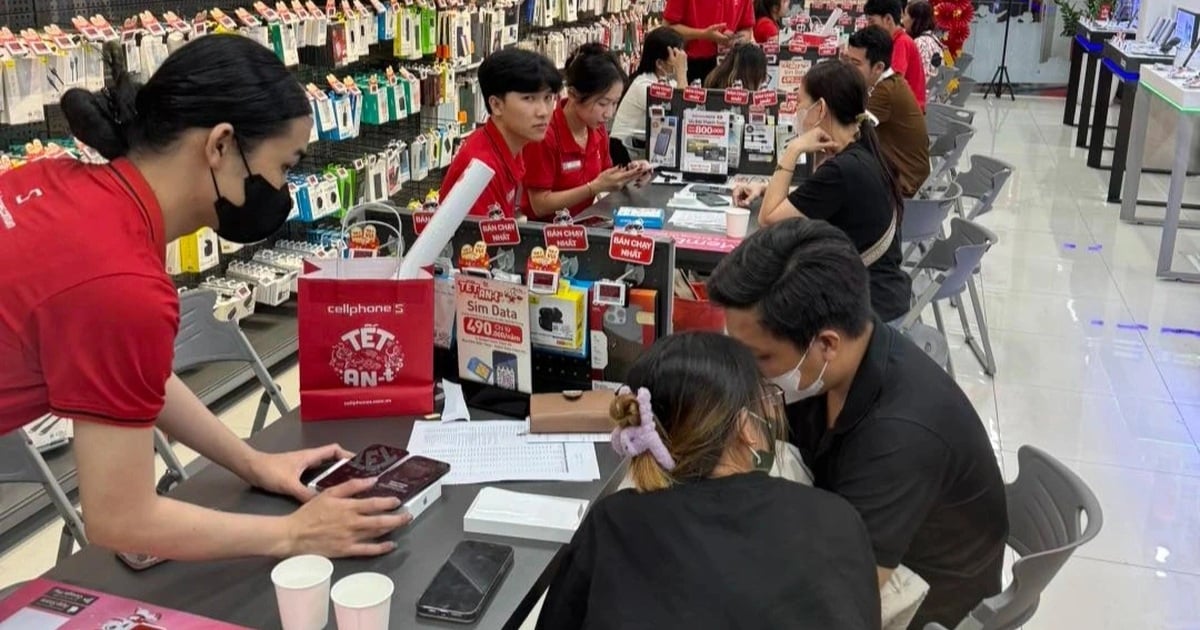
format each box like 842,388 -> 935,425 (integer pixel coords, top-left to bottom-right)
307,447 -> 451,523
464,487 -> 589,544
528,283 -> 587,357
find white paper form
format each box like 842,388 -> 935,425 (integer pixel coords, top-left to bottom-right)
407,421 -> 600,485
669,210 -> 729,232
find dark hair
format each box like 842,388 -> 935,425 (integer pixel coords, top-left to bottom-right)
863,0 -> 903,23
564,43 -> 627,101
801,59 -> 905,213
704,43 -> 768,90
478,48 -> 563,114
615,332 -> 784,492
755,0 -> 784,19
708,220 -> 872,348
61,34 -> 309,161
905,0 -> 938,38
634,26 -> 686,77
848,25 -> 894,70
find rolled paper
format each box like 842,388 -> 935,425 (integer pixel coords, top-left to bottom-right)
397,158 -> 495,280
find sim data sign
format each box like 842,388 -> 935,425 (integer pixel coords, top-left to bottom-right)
455,274 -> 532,394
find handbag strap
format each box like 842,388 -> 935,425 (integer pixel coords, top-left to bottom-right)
860,211 -> 897,268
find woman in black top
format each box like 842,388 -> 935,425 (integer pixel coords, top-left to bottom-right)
536,333 -> 880,630
733,60 -> 911,322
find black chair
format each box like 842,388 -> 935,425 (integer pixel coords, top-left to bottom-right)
609,137 -> 632,166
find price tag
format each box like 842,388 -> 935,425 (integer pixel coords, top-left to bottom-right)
480,218 -> 520,246
609,229 -> 655,266
682,86 -> 708,104
648,82 -> 674,100
592,279 -> 627,307
543,224 -> 588,251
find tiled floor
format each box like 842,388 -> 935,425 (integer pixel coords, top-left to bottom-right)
3,96 -> 1200,628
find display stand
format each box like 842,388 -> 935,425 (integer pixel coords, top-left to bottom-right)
1094,42 -> 1174,200
1064,20 -> 1136,127
1119,65 -> 1200,283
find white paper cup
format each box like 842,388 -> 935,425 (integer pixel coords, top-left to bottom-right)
332,572 -> 394,630
725,207 -> 751,238
272,555 -> 334,630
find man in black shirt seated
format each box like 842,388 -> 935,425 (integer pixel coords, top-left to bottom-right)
708,219 -> 1008,628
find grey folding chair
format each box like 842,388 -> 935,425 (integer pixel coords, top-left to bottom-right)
174,289 -> 291,436
925,445 -> 1103,630
930,65 -> 959,104
0,429 -> 87,560
899,217 -> 999,377
927,102 -> 976,128
951,77 -> 978,107
954,155 -> 1015,220
902,182 -> 962,267
954,52 -> 974,74
925,120 -> 975,193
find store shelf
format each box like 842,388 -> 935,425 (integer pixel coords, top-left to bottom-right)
0,303 -> 299,548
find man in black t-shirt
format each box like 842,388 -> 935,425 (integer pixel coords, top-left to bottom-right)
709,220 -> 1007,628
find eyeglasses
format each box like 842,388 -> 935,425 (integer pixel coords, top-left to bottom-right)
750,383 -> 787,441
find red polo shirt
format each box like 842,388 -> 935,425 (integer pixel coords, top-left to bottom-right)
665,0 -> 755,60
522,101 -> 613,217
891,29 -> 927,110
442,119 -> 526,218
0,157 -> 179,433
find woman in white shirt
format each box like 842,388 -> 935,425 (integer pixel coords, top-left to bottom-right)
610,27 -> 689,160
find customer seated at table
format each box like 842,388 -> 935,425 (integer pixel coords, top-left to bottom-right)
523,43 -> 648,219
707,219 -> 1008,629
845,26 -> 930,197
536,332 -> 881,630
611,27 -> 690,160
732,59 -> 910,322
864,0 -> 926,110
703,42 -> 769,90
441,48 -> 561,218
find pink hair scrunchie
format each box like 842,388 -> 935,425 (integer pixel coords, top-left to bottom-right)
611,386 -> 676,471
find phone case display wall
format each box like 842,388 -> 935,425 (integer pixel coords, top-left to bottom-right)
644,86 -> 815,180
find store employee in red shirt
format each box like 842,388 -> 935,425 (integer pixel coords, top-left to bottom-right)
864,0 -> 928,110
0,36 -> 408,562
440,48 -> 562,218
665,0 -> 756,84
523,44 -> 648,219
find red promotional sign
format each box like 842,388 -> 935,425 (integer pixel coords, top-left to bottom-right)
648,82 -> 674,100
480,218 -> 520,246
762,41 -> 780,55
753,90 -> 779,107
652,230 -> 741,254
683,86 -> 708,104
724,88 -> 750,105
543,224 -> 588,251
788,38 -> 808,54
609,231 -> 655,265
461,316 -> 525,344
413,211 -> 434,235
819,42 -> 840,57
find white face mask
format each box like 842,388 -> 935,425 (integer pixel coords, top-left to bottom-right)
769,344 -> 829,403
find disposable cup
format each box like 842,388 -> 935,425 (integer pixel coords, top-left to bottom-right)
725,207 -> 751,238
271,555 -> 334,630
332,572 -> 394,630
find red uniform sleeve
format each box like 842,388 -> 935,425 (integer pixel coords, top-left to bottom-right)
754,17 -> 779,43
35,274 -> 178,426
891,42 -> 909,77
522,133 -> 561,191
664,0 -> 688,24
737,0 -> 756,31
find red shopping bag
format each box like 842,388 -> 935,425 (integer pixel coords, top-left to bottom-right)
298,257 -> 435,420
672,282 -> 726,333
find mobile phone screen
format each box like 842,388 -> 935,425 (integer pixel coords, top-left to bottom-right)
360,456 -> 450,502
417,541 -> 514,622
315,444 -> 408,490
576,215 -> 613,228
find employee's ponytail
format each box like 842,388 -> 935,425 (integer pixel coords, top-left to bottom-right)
61,34 -> 310,161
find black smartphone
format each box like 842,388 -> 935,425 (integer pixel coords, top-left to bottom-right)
313,444 -> 409,491
697,192 -> 729,207
416,540 -> 514,623
359,455 -> 450,502
576,215 -> 613,229
691,184 -> 731,195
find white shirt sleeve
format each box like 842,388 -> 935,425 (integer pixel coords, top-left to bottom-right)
610,73 -> 657,146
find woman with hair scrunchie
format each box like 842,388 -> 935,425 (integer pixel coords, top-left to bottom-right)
0,34 -> 410,562
536,332 -> 880,630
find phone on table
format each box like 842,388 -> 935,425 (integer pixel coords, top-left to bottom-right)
359,455 -> 450,502
117,551 -> 167,571
696,192 -> 730,207
417,540 -> 514,624
575,215 -> 613,229
308,444 -> 409,491
690,184 -> 731,195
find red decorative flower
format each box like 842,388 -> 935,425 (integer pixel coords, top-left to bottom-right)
932,0 -> 974,56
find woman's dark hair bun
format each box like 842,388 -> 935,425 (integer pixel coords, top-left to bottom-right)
61,72 -> 141,161
564,42 -> 627,100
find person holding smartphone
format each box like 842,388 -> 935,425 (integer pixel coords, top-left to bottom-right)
0,36 -> 409,561
522,44 -> 649,220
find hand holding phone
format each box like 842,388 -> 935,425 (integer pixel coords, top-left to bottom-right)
287,477 -> 414,558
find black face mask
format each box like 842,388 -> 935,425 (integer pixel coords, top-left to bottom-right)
211,146 -> 293,244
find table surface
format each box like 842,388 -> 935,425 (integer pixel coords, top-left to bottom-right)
1104,41 -> 1174,67
45,412 -> 626,630
1078,20 -> 1137,40
1138,65 -> 1200,112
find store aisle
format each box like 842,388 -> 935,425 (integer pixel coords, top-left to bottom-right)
2,96 -> 1200,629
